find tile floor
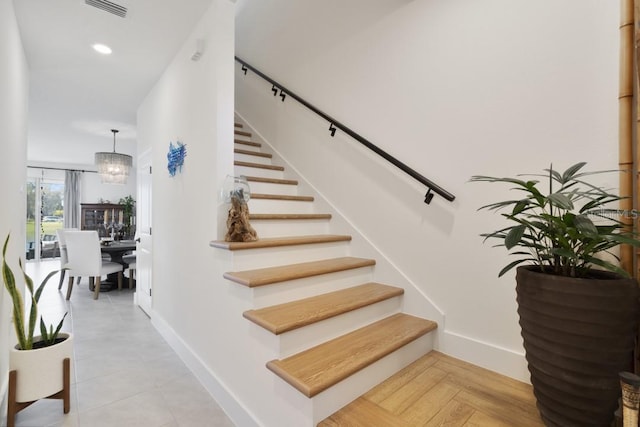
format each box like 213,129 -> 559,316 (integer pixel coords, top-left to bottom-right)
6,260 -> 235,427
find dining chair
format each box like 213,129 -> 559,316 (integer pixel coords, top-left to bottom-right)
63,231 -> 123,300
55,228 -> 77,290
123,254 -> 136,289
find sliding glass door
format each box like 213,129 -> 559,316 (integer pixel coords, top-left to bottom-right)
26,176 -> 65,261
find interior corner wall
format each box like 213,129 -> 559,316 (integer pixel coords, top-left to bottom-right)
0,0 -> 29,406
235,0 -> 620,381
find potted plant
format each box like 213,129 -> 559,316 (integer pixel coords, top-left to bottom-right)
118,195 -> 135,238
2,234 -> 73,427
471,162 -> 640,427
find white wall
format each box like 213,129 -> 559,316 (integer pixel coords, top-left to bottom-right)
235,0 -> 620,381
138,1 -> 275,425
0,0 -> 29,405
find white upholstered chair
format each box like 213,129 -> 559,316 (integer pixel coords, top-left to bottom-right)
122,253 -> 136,289
63,231 -> 123,300
56,228 -> 77,290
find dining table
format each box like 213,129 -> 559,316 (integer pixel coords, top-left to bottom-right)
98,240 -> 136,291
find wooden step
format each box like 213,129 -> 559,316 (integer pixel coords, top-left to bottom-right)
235,130 -> 252,137
235,161 -> 284,171
210,234 -> 352,251
234,122 -> 243,128
249,213 -> 332,220
235,139 -> 261,148
266,313 -> 437,397
235,148 -> 272,158
224,256 -> 376,287
245,176 -> 298,186
251,193 -> 314,202
244,283 -> 403,334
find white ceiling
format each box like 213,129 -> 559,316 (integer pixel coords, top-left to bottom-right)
14,0 -> 213,167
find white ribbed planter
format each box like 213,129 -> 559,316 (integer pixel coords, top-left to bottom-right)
9,333 -> 73,403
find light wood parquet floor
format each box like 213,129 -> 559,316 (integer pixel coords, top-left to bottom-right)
319,351 -> 544,427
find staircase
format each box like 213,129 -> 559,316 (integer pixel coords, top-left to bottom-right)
209,121 -> 439,425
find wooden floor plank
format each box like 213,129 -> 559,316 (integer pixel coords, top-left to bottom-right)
378,366 -> 448,415
363,352 -> 440,404
398,380 -> 460,425
243,283 -> 403,334
319,352 -> 543,427
317,397 -> 412,427
267,314 -> 437,397
424,399 -> 475,427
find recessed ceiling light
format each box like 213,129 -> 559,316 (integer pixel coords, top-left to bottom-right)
92,44 -> 112,55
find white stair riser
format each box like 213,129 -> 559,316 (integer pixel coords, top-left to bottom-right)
251,220 -> 330,238
235,153 -> 273,164
277,297 -> 403,358
249,199 -> 314,214
229,242 -> 351,271
246,181 -> 298,196
249,268 -> 375,308
312,334 -> 435,425
235,166 -> 284,180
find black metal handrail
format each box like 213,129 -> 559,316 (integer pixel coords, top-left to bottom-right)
235,56 -> 455,204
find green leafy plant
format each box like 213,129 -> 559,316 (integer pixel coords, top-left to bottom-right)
1,234 -> 68,350
470,162 -> 640,278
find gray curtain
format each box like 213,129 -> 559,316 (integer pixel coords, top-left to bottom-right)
64,170 -> 81,228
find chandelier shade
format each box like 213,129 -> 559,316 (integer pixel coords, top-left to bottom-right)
95,129 -> 132,184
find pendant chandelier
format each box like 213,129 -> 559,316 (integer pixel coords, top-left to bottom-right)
95,129 -> 132,184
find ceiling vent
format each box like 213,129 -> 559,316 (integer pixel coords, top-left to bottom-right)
85,0 -> 127,18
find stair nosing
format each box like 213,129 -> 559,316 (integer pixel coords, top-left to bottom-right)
251,193 -> 314,202
235,139 -> 262,148
245,176 -> 298,186
210,234 -> 352,251
266,313 -> 438,397
249,213 -> 332,220
243,283 -> 404,334
224,256 -> 375,287
235,161 -> 284,171
235,148 -> 272,158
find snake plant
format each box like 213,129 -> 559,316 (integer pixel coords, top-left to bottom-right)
471,162 -> 640,278
2,234 -> 67,350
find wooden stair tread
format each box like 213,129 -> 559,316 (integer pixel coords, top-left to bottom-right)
210,234 -> 352,251
235,130 -> 251,137
245,176 -> 298,186
235,148 -> 272,158
234,122 -> 243,128
235,139 -> 261,148
224,256 -> 376,287
249,213 -> 332,220
266,313 -> 437,397
252,193 -> 314,202
244,283 -> 403,334
235,161 -> 284,171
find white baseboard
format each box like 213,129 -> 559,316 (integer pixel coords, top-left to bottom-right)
151,313 -> 261,427
440,330 -> 531,383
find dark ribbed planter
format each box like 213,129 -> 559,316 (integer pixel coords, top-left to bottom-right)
516,266 -> 639,427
